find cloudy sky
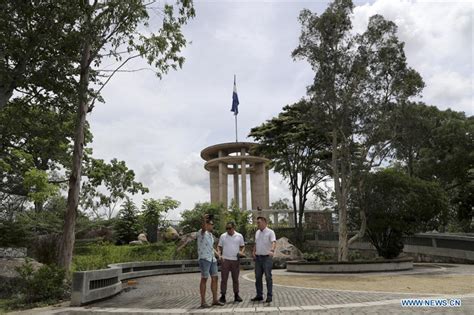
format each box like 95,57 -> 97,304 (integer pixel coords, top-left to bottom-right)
89,0 -> 473,220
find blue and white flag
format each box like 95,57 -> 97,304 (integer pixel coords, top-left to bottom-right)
231,75 -> 239,115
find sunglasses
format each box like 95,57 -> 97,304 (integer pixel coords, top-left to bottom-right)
226,227 -> 233,230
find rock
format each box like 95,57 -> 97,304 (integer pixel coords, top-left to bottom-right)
0,247 -> 27,258
0,257 -> 43,298
163,226 -> 179,241
0,258 -> 43,278
138,233 -> 149,243
273,237 -> 303,269
176,232 -> 197,251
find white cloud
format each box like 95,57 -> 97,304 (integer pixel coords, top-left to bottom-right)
352,0 -> 473,113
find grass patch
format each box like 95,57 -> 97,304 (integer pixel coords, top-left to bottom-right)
0,299 -> 12,314
72,241 -> 178,271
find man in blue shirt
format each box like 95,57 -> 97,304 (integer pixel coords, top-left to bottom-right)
197,215 -> 224,308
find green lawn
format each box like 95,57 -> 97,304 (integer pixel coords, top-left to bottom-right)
72,241 -> 180,271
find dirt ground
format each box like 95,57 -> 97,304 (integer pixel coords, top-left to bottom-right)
247,273 -> 474,295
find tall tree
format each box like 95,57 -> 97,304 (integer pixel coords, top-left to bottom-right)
250,100 -> 330,243
292,0 -> 424,261
81,158 -> 149,219
0,0 -> 80,109
58,0 -> 195,270
391,103 -> 474,231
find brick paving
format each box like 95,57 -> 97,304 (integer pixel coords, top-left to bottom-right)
89,271 -> 473,314
11,264 -> 474,314
91,272 -> 408,309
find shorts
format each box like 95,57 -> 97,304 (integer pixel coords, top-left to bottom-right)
199,258 -> 218,278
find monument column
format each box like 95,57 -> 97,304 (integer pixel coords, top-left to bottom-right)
209,167 -> 219,204
241,148 -> 247,210
233,164 -> 239,207
218,150 -> 228,207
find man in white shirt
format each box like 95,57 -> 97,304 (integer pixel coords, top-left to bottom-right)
251,216 -> 276,303
217,221 -> 245,303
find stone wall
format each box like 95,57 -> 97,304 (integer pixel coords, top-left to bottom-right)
0,247 -> 27,258
304,211 -> 333,231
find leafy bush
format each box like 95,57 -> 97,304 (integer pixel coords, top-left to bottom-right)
0,219 -> 28,247
114,199 -> 142,245
141,197 -> 180,243
180,202 -> 225,236
174,240 -> 198,260
361,169 -> 449,259
14,260 -> 66,305
72,242 -> 177,271
303,251 -> 334,262
228,201 -> 251,237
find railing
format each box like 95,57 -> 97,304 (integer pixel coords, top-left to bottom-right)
248,209 -> 334,229
71,258 -> 254,306
310,232 -> 474,262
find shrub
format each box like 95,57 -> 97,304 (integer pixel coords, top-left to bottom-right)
360,169 -> 449,259
14,260 -> 66,305
303,251 -> 334,262
114,199 -> 142,245
72,242 -> 177,271
180,202 -> 225,236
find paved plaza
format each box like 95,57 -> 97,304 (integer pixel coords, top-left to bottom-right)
12,263 -> 474,314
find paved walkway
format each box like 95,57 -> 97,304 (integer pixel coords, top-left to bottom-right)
10,264 -> 474,314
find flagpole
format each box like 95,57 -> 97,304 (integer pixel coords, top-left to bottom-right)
235,114 -> 238,142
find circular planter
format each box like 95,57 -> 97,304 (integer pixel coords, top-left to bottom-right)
286,257 -> 413,273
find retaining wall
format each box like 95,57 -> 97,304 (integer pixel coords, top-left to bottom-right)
71,258 -> 254,306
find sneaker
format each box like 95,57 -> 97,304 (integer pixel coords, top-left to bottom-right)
251,296 -> 263,302
219,294 -> 226,303
200,303 -> 210,308
234,294 -> 243,302
212,301 -> 225,306
265,297 -> 272,303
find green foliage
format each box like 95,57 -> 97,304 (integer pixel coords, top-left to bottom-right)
174,241 -> 198,260
303,251 -> 334,262
250,100 -> 330,226
72,242 -> 177,271
114,199 -> 142,245
141,197 -> 180,242
227,200 -> 251,238
180,202 -> 226,236
361,169 -> 449,259
270,198 -> 291,210
14,261 -> 66,305
81,158 -> 149,219
391,103 -> 474,231
0,219 -> 28,247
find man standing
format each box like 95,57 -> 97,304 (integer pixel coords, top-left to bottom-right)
197,215 -> 224,308
251,216 -> 276,303
217,221 -> 245,303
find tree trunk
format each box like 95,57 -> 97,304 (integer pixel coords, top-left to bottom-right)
292,192 -> 298,242
332,128 -> 349,262
58,40 -> 91,271
337,190 -> 349,261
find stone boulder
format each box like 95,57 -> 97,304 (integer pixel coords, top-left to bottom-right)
176,232 -> 197,251
129,233 -> 150,245
0,257 -> 43,298
163,226 -> 179,241
273,237 -> 303,269
138,233 -> 149,243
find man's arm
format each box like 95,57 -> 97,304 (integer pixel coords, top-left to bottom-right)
269,231 -> 277,256
269,241 -> 276,256
239,235 -> 245,256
